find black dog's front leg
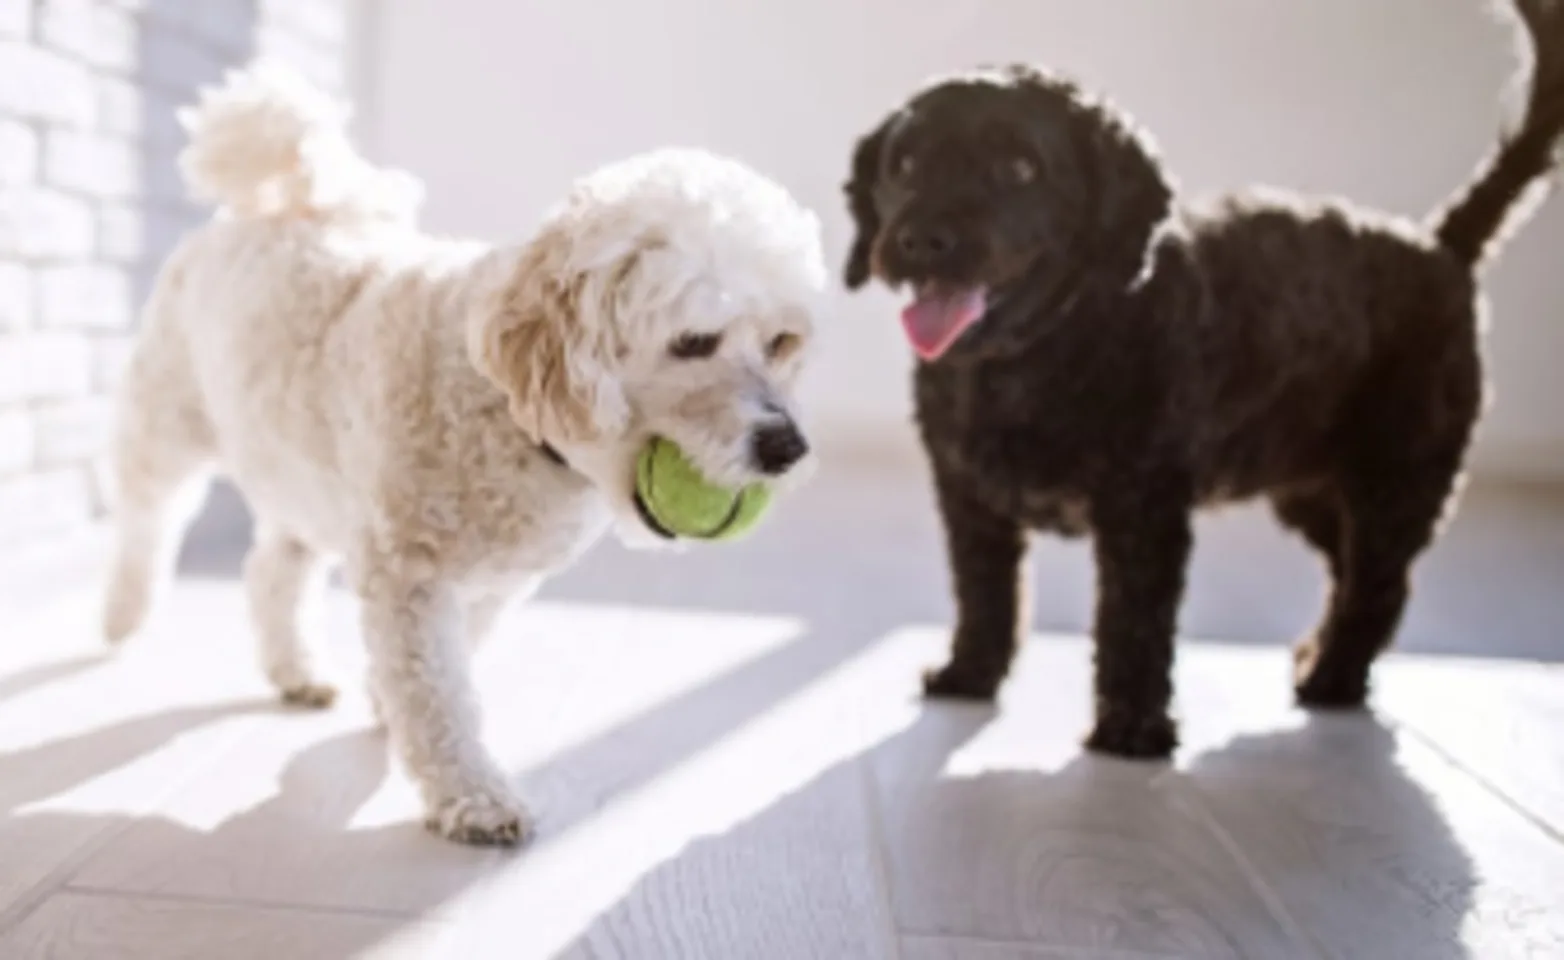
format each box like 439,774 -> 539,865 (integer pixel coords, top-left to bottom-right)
923,469 -> 1029,701
1083,496 -> 1191,759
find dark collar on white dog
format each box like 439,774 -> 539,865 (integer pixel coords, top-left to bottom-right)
538,442 -> 568,469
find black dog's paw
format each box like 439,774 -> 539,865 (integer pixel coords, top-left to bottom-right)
921,661 -> 1002,701
1294,669 -> 1370,710
1083,708 -> 1178,760
1292,638 -> 1370,710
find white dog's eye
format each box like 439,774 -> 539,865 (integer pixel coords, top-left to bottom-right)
669,331 -> 722,360
767,331 -> 801,362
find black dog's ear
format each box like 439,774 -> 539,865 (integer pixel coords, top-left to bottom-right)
842,118 -> 891,290
1092,114 -> 1174,284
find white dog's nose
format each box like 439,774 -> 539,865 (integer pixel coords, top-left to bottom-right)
750,421 -> 809,475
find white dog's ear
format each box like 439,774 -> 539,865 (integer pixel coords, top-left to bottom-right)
470,242 -> 629,446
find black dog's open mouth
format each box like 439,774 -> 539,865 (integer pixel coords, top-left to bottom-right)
632,488 -> 676,540
901,282 -> 988,360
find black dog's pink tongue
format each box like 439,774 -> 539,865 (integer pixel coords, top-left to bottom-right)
901,287 -> 986,360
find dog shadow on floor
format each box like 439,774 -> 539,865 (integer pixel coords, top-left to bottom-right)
0,638 -> 1496,959
0,654 -> 108,707
0,709 -> 525,950
551,708 -> 1490,960
0,606 -> 937,952
0,699 -> 278,820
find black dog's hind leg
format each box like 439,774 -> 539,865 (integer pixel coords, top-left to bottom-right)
1294,462 -> 1462,708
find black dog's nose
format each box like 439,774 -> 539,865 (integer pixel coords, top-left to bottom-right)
895,224 -> 956,262
751,422 -> 809,476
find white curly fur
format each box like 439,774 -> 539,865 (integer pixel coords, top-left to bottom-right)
101,62 -> 826,846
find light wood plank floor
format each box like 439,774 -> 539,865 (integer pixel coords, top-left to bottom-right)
2,459 -> 1561,959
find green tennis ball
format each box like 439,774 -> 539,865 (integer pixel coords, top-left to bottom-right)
634,436 -> 772,540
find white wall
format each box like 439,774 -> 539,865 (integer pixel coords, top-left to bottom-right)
361,0 -> 1564,480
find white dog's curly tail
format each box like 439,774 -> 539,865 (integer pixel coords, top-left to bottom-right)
176,60 -> 422,222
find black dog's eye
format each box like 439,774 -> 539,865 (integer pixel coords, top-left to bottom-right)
1007,157 -> 1037,184
767,331 -> 801,361
892,153 -> 916,180
669,331 -> 722,360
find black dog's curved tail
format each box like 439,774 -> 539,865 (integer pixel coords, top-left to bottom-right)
1434,0 -> 1564,267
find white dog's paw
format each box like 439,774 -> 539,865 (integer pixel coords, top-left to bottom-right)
265,663 -> 340,710
102,585 -> 150,646
424,786 -> 535,848
279,681 -> 339,709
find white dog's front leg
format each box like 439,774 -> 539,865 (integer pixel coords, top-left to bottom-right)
359,574 -> 532,847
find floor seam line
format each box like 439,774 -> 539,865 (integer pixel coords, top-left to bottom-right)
899,930 -> 1189,958
0,714 -> 266,935
1168,774 -> 1329,960
857,755 -> 906,960
57,882 -> 431,922
1391,713 -> 1564,845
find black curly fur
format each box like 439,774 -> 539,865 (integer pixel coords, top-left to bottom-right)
840,4 -> 1564,759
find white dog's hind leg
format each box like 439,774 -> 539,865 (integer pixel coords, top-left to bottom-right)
244,526 -> 337,708
358,569 -> 531,846
102,343 -> 214,646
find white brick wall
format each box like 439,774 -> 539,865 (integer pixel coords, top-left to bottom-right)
0,0 -> 32,40
1,0 -> 354,556
0,43 -> 97,125
0,260 -> 27,329
0,188 -> 94,258
0,118 -> 38,184
0,405 -> 31,473
33,395 -> 113,465
0,467 -> 92,544
39,263 -> 133,329
44,127 -> 142,197
96,200 -> 141,262
38,0 -> 138,73
96,74 -> 141,137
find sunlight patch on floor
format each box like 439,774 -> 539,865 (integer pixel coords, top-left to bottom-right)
433,623 -> 933,957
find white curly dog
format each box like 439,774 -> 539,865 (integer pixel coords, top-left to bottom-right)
100,63 -> 826,846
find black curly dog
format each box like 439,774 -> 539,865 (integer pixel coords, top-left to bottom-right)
840,0 -> 1564,758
